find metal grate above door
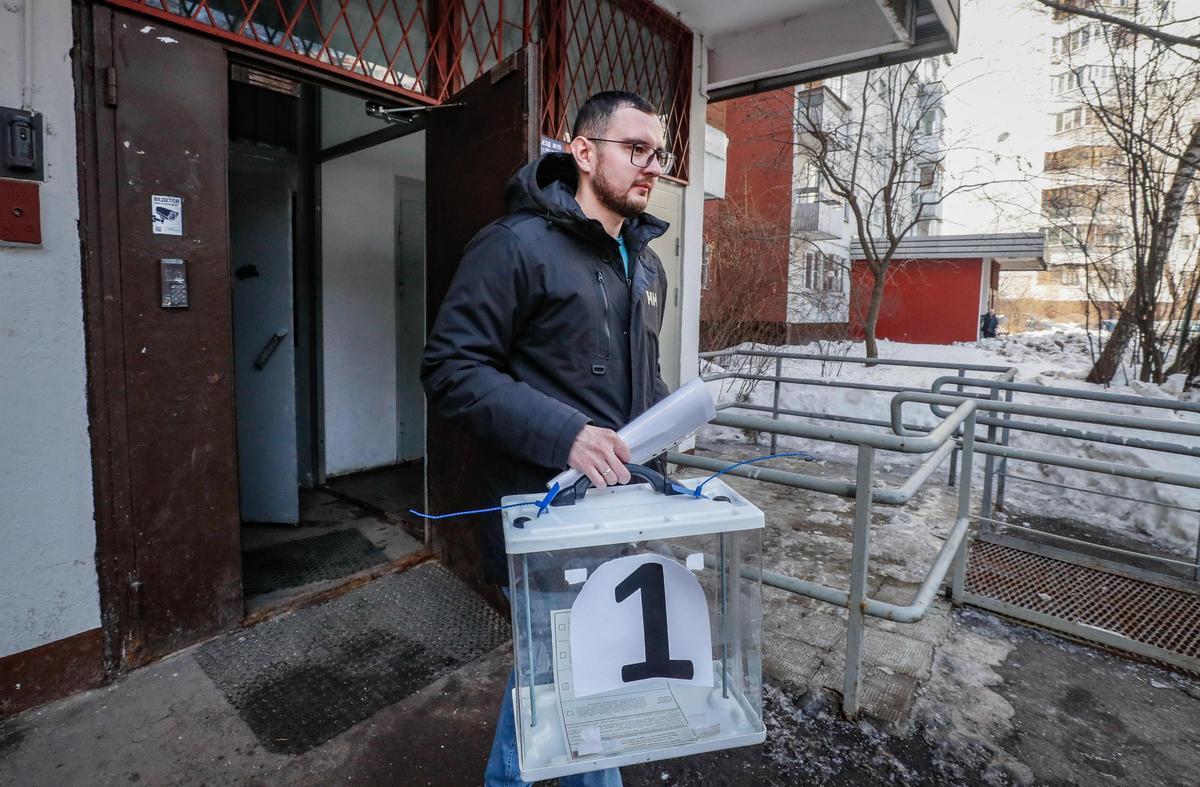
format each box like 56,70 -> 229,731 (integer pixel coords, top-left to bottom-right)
103,0 -> 693,173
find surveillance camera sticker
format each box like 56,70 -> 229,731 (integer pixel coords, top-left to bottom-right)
151,195 -> 183,236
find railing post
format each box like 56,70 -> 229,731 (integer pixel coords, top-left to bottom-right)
979,387 -> 1000,530
948,368 -> 966,486
843,443 -> 874,719
951,411 -> 977,605
995,387 -> 1014,512
770,356 -> 782,455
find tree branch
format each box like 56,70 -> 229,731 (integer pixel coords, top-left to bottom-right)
1034,0 -> 1200,50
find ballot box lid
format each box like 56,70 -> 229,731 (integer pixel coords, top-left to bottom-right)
501,477 -> 763,555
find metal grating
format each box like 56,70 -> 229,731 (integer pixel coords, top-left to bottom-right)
241,528 -> 388,596
196,561 -> 510,754
965,540 -> 1200,664
539,0 -> 692,173
104,0 -> 692,172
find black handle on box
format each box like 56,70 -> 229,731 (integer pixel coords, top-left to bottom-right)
550,462 -> 685,507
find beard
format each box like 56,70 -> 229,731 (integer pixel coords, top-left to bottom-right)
593,164 -> 651,218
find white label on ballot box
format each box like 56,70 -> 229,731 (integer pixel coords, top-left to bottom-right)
569,554 -> 714,698
551,608 -> 698,758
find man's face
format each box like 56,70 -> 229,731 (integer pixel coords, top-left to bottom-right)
589,107 -> 666,218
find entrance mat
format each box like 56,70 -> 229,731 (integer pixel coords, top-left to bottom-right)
197,562 -> 510,754
242,528 -> 388,596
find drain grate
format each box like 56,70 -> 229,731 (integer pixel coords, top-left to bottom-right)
196,561 -> 510,754
242,528 -> 388,596
964,539 -> 1200,667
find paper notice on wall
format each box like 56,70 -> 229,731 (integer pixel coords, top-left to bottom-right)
550,608 -> 697,759
151,195 -> 183,236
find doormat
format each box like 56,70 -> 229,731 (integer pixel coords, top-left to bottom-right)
242,528 -> 388,596
196,562 -> 510,755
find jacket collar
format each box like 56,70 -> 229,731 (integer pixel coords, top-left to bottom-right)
506,153 -> 669,255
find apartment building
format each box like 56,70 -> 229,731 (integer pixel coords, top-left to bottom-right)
1000,0 -> 1200,326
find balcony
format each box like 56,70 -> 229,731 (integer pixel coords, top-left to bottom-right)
793,199 -> 844,240
794,86 -> 850,150
912,190 -> 943,222
1044,145 -> 1121,173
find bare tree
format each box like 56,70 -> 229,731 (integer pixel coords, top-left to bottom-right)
699,195 -> 790,401
786,64 -> 988,357
1034,0 -> 1200,53
1038,1 -> 1200,383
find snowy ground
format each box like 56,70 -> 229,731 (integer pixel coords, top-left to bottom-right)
700,329 -> 1200,559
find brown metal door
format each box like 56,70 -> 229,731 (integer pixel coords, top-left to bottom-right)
425,48 -> 539,589
82,7 -> 242,667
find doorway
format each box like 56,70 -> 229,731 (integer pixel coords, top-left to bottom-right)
226,66 -> 429,613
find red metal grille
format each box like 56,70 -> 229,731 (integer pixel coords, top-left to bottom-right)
539,0 -> 692,174
965,539 -> 1200,665
105,1 -> 691,171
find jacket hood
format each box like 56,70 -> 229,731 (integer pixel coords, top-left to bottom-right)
505,153 -> 669,252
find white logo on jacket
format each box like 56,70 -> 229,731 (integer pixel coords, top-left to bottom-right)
645,290 -> 658,308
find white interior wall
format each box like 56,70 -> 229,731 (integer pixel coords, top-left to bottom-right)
0,1 -> 101,656
319,88 -> 425,476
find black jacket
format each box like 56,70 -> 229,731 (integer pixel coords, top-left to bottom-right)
421,153 -> 671,582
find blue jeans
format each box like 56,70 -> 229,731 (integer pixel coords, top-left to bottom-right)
486,589 -> 622,787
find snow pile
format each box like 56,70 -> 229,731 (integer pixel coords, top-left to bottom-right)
699,330 -> 1200,554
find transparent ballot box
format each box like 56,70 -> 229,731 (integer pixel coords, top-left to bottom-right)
501,465 -> 765,782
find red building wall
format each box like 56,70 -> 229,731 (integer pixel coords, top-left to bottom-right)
850,258 -> 984,344
701,89 -> 794,328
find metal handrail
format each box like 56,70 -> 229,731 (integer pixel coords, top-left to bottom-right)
669,440 -> 955,506
686,346 -> 1200,713
702,347 -> 1016,376
928,375 -> 1200,414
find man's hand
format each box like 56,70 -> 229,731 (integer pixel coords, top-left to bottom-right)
568,425 -> 632,489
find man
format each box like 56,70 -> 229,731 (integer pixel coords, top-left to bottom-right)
980,308 -> 999,339
421,91 -> 674,787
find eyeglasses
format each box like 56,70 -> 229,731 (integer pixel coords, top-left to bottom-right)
585,138 -> 676,175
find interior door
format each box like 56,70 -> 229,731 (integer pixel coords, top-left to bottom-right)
425,47 -> 539,588
230,156 -> 300,524
647,181 -> 684,388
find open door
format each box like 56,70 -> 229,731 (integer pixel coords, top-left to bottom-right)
81,6 -> 242,667
425,48 -> 539,588
230,158 -> 301,524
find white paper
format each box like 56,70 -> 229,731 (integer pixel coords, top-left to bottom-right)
564,567 -> 588,585
151,195 -> 183,236
551,608 -> 697,759
685,553 -> 704,571
568,554 -> 713,698
548,377 -> 715,491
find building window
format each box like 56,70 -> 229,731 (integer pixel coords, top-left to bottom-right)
920,110 -> 936,136
803,252 -> 844,293
918,164 -> 936,189
1060,267 -> 1081,286
1055,106 -> 1093,133
701,242 -> 712,290
704,125 -> 728,200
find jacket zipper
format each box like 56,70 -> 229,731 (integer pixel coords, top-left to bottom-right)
596,270 -> 612,358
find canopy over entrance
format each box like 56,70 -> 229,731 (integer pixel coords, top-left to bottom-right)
667,0 -> 960,101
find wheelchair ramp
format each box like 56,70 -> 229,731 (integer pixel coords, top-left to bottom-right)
962,539 -> 1200,676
